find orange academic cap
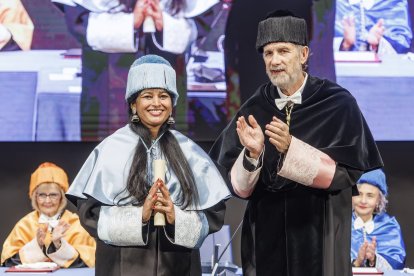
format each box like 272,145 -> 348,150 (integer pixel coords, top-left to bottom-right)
29,162 -> 69,198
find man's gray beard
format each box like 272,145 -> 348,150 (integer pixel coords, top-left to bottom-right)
269,75 -> 289,90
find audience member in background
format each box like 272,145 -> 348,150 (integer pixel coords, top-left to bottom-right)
335,0 -> 412,54
0,0 -> 34,51
66,55 -> 230,275
1,162 -> 95,268
351,169 -> 406,270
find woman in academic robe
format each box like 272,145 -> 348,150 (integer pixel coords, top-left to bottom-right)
1,162 -> 96,268
66,54 -> 231,276
351,169 -> 406,270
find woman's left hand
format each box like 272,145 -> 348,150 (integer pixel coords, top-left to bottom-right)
153,179 -> 175,224
52,220 -> 70,249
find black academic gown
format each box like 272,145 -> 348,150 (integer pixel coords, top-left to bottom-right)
71,197 -> 226,276
209,76 -> 383,276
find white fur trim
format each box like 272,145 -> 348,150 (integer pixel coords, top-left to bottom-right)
161,12 -> 194,54
86,12 -> 137,53
47,239 -> 78,267
19,239 -> 48,264
73,0 -> 122,12
182,0 -> 219,18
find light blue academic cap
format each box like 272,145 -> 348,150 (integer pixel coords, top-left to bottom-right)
125,55 -> 178,106
357,169 -> 388,196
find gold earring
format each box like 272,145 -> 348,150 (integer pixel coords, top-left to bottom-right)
167,114 -> 175,125
131,107 -> 140,123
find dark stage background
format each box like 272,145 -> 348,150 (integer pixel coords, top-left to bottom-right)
0,142 -> 413,267
1,0 -> 414,270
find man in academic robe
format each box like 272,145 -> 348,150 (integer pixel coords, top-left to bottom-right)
209,10 -> 383,276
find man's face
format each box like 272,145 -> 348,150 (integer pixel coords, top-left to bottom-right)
262,42 -> 308,95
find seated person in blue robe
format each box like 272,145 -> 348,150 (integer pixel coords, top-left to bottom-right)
351,169 -> 406,270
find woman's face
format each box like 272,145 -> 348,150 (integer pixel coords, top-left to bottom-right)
352,183 -> 380,220
35,183 -> 62,217
132,88 -> 173,137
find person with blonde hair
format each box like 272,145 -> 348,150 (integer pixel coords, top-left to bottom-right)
1,162 -> 96,268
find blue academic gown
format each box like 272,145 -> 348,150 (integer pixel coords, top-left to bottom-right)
351,212 -> 406,270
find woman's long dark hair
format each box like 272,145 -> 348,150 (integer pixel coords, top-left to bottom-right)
116,96 -> 199,209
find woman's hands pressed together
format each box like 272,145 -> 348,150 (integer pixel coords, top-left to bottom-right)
142,179 -> 175,225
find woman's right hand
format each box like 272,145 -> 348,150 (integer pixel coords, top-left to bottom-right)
36,224 -> 48,247
142,180 -> 159,223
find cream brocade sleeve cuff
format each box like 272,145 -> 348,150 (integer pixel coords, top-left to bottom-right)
230,148 -> 263,198
18,239 -> 48,264
47,239 -> 78,268
278,136 -> 336,189
86,12 -> 138,53
164,207 -> 209,249
97,206 -> 148,246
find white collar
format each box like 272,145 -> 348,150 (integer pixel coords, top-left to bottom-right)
354,215 -> 375,234
38,213 -> 61,231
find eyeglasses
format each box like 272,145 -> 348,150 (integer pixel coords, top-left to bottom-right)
36,193 -> 61,201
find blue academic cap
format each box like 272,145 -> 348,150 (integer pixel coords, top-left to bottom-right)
357,169 -> 388,196
125,55 -> 178,106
